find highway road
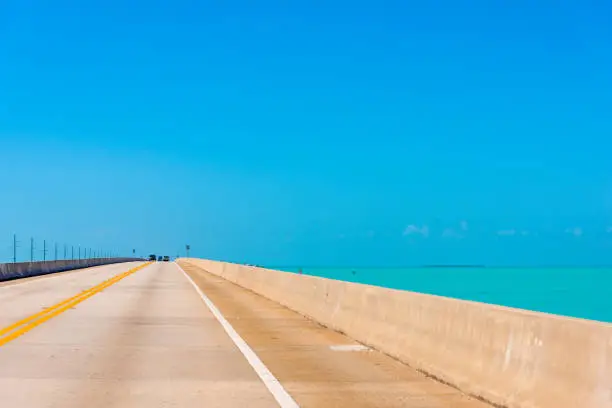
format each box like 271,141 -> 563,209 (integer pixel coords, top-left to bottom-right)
0,261 -> 490,408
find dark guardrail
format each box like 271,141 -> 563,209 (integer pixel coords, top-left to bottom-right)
0,258 -> 145,282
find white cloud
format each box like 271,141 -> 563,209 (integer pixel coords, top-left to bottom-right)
565,227 -> 583,237
442,228 -> 462,238
403,224 -> 429,237
497,229 -> 532,236
437,220 -> 469,239
442,221 -> 468,238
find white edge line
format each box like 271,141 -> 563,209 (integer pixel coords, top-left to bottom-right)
175,262 -> 300,408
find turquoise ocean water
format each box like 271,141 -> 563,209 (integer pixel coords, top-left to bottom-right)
276,266 -> 612,323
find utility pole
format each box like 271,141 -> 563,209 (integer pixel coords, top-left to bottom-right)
30,237 -> 34,262
54,242 -> 58,261
71,246 -> 74,260
43,239 -> 47,261
12,234 -> 18,263
186,244 -> 190,258
78,246 -> 81,260
64,244 -> 67,260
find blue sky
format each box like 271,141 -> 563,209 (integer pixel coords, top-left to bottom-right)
1,1 -> 611,266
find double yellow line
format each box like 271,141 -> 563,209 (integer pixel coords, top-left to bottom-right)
0,262 -> 152,347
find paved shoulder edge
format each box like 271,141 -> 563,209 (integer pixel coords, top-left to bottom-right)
175,262 -> 300,408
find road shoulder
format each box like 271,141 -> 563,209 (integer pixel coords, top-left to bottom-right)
179,261 -> 491,408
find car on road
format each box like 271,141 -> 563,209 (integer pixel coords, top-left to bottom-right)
148,254 -> 156,261
157,256 -> 163,261
163,256 -> 170,262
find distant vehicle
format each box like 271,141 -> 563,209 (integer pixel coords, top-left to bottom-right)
157,256 -> 163,261
163,256 -> 170,262
148,254 -> 156,261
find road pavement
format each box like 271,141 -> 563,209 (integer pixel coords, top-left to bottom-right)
0,261 -> 278,407
0,261 -> 490,407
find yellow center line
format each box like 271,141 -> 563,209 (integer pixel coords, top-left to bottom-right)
0,272 -> 126,336
0,262 -> 152,347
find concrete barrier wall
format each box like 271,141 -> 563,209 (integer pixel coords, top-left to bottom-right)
0,258 -> 143,282
180,258 -> 612,408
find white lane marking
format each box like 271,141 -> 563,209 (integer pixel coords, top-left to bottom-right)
175,263 -> 300,408
329,344 -> 370,352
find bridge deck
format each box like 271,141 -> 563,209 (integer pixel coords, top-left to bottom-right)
0,261 -> 490,408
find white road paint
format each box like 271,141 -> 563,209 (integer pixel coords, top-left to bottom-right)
329,344 -> 370,352
175,263 -> 300,408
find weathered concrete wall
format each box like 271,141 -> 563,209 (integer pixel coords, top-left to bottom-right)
0,258 -> 143,282
180,258 -> 612,408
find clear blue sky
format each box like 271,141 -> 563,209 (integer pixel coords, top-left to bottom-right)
1,1 -> 611,266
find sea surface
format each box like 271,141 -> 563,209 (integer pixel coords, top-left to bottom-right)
276,266 -> 612,323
